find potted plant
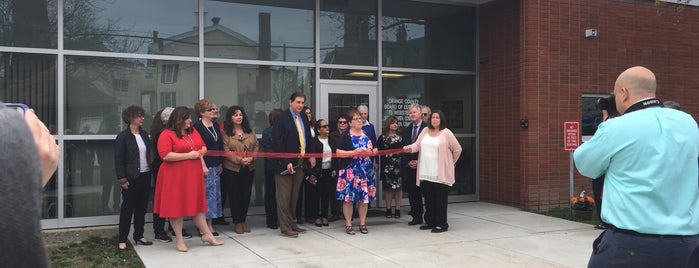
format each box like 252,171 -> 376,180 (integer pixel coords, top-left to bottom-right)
571,190 -> 595,220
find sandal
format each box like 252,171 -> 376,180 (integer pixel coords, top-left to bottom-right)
359,225 -> 368,234
345,226 -> 355,235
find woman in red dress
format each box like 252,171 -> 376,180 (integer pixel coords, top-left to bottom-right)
153,106 -> 223,252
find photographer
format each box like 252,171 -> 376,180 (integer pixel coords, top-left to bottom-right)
574,66 -> 699,267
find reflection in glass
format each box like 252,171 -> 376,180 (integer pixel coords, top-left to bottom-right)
42,172 -> 58,219
453,137 -> 475,195
64,140 -> 120,217
0,0 -> 58,48
65,56 -> 199,134
204,0 -> 314,62
204,63 -> 314,134
320,0 -> 377,66
320,68 -> 376,81
382,73 -> 475,133
382,0 -> 475,70
0,53 -> 58,134
64,0 -> 198,56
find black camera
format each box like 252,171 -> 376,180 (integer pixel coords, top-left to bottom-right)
596,94 -> 618,116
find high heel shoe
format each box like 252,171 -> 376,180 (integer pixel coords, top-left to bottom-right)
117,242 -> 127,250
176,244 -> 188,252
322,218 -> 329,226
201,235 -> 224,246
134,238 -> 153,245
314,218 -> 323,227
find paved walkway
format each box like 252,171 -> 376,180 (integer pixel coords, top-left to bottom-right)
134,202 -> 600,267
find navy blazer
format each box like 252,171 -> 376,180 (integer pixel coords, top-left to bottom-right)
272,109 -> 314,173
401,121 -> 427,169
114,128 -> 152,180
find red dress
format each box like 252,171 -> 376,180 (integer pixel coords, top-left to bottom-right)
153,129 -> 207,217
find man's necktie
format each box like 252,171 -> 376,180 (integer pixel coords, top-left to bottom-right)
295,115 -> 305,156
412,125 -> 418,142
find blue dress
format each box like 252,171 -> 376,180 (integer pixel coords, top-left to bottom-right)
336,133 -> 376,203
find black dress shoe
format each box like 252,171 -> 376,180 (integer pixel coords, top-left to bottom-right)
155,232 -> 173,242
134,238 -> 153,245
171,229 -> 193,239
419,224 -> 434,230
431,226 -> 448,233
408,218 -> 423,226
212,218 -> 231,225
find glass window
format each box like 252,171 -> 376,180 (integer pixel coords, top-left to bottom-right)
0,53 -> 58,134
204,63 -> 314,134
0,0 -> 58,48
63,140 -> 120,217
63,0 -> 198,56
382,0 -> 475,71
42,172 -> 58,219
382,73 -> 475,133
320,0 -> 377,66
204,0 -> 314,62
65,56 -> 199,135
453,137 -> 476,195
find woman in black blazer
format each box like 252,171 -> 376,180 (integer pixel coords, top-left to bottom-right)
114,105 -> 153,250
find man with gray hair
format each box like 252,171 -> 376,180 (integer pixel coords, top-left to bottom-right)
574,66 -> 699,267
402,103 -> 428,225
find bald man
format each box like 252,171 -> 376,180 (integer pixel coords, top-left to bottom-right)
574,66 -> 699,267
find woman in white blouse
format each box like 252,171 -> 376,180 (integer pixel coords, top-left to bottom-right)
403,110 -> 462,233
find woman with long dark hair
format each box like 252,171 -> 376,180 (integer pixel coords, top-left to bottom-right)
404,111 -> 462,233
221,106 -> 259,234
154,106 -> 223,252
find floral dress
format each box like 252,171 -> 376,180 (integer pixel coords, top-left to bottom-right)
336,133 -> 377,203
378,134 -> 403,189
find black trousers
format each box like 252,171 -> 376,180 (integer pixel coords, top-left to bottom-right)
264,169 -> 278,226
304,176 -> 320,219
592,174 -> 606,224
404,169 -> 424,220
118,171 -> 151,243
421,180 -> 449,228
151,166 -> 169,235
317,169 -> 335,218
218,166 -> 231,221
589,227 -> 699,267
222,167 -> 254,224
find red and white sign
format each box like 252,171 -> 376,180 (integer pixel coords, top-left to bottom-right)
564,122 -> 579,151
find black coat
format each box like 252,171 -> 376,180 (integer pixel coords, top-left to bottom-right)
114,127 -> 152,180
272,109 -> 314,173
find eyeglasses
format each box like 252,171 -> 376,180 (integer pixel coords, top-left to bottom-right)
422,113 -> 428,116
319,125 -> 329,128
352,117 -> 362,121
206,107 -> 217,112
337,121 -> 347,124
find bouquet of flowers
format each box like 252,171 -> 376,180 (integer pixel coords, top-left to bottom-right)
571,190 -> 595,211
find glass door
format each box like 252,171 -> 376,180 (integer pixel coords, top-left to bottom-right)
317,80 -> 380,206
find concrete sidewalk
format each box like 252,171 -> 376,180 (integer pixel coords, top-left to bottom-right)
134,202 -> 599,267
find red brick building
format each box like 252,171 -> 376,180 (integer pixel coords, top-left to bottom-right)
478,0 -> 699,211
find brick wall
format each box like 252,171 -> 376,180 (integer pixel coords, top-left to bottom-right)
479,0 -> 699,211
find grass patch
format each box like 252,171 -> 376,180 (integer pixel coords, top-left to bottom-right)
537,207 -> 600,225
48,235 -> 144,268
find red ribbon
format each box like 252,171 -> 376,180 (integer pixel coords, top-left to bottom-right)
204,148 -> 406,159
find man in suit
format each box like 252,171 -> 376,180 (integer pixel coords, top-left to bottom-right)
273,92 -> 315,238
402,103 -> 428,225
